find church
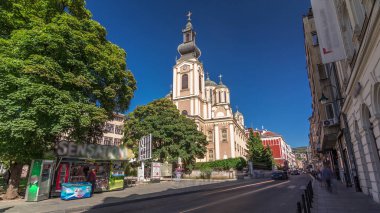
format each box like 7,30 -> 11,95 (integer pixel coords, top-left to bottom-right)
167,13 -> 248,162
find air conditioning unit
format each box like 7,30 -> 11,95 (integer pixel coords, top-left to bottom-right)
323,118 -> 339,127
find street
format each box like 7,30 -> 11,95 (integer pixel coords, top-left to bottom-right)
86,175 -> 311,213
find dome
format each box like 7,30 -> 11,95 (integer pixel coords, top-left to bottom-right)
234,110 -> 243,117
177,41 -> 201,58
205,79 -> 217,87
215,83 -> 228,89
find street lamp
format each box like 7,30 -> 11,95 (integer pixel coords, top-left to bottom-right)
318,92 -> 329,104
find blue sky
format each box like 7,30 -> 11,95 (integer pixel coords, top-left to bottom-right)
86,0 -> 312,148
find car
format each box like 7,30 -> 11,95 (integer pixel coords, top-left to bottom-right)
271,171 -> 288,180
291,170 -> 300,175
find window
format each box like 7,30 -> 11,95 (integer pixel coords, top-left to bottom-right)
207,131 -> 213,142
105,123 -> 114,133
317,64 -> 327,80
199,75 -> 202,91
218,92 -> 221,103
114,138 -> 121,146
182,74 -> 188,89
103,137 -> 113,146
181,110 -> 188,116
115,125 -> 123,135
325,103 -> 335,120
186,33 -> 191,42
114,116 -> 123,122
224,92 -> 227,103
221,129 -> 228,143
312,32 -> 318,46
210,89 -> 213,102
208,149 -> 214,160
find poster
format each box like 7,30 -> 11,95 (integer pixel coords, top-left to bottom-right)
109,161 -> 125,191
151,162 -> 161,179
61,182 -> 91,200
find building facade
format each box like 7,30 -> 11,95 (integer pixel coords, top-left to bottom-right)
99,114 -> 124,146
169,14 -> 247,162
253,129 -> 295,168
305,0 -> 380,203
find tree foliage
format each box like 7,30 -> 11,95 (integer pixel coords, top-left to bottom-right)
124,99 -> 207,171
0,0 -> 136,198
246,130 -> 273,170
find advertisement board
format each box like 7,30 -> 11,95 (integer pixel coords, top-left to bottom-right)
61,182 -> 91,200
109,161 -> 125,191
151,162 -> 161,179
138,134 -> 152,161
26,160 -> 54,202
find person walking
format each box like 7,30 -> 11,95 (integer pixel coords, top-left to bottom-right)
87,168 -> 97,196
322,165 -> 333,192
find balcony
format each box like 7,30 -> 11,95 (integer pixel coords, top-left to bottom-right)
320,123 -> 339,151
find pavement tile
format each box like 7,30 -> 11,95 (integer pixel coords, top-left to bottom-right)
310,178 -> 380,213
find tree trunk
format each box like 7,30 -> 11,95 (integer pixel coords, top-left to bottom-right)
4,162 -> 23,200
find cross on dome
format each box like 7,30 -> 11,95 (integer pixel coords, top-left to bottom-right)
187,11 -> 192,21
218,74 -> 223,84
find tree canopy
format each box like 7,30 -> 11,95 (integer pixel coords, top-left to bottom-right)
124,99 -> 207,171
246,130 -> 273,170
0,0 -> 136,198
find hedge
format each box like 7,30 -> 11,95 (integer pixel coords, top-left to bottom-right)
194,157 -> 247,171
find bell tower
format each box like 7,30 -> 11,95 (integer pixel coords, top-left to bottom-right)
172,12 -> 206,120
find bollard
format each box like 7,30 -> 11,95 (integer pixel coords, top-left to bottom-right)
302,194 -> 309,213
305,189 -> 312,208
297,202 -> 302,213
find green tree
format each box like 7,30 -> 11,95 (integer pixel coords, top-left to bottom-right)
124,99 -> 208,171
0,0 -> 136,199
246,130 -> 265,163
263,145 -> 274,169
246,130 -> 273,169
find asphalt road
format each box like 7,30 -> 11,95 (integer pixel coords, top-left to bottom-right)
86,174 -> 311,213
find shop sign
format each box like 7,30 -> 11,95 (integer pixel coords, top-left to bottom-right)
56,141 -> 132,160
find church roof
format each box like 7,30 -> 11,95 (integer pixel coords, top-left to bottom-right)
215,74 -> 228,89
205,73 -> 217,87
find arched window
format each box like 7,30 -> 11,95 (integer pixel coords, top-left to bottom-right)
221,129 -> 227,142
182,74 -> 188,89
207,131 -> 213,142
199,75 -> 202,91
181,110 -> 188,116
224,92 -> 227,103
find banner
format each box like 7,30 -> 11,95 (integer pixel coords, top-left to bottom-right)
56,141 -> 133,160
311,0 -> 346,63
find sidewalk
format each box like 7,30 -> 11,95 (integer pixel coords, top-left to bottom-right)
0,179 -> 251,213
311,178 -> 380,213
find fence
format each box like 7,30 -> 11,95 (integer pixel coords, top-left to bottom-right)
297,180 -> 314,213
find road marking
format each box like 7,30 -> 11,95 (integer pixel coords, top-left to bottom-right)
180,181 -> 290,213
203,180 -> 274,196
287,185 -> 296,189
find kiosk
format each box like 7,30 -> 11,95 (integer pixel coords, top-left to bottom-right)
51,141 -> 133,197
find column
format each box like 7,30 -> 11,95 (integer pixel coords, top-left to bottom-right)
229,123 -> 235,158
214,125 -> 220,160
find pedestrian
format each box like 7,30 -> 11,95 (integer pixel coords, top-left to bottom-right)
322,165 -> 333,192
87,168 -> 97,196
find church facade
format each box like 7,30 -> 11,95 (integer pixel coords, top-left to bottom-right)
168,14 -> 248,162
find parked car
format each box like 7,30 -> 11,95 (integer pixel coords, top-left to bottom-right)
290,170 -> 300,175
271,171 -> 288,180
